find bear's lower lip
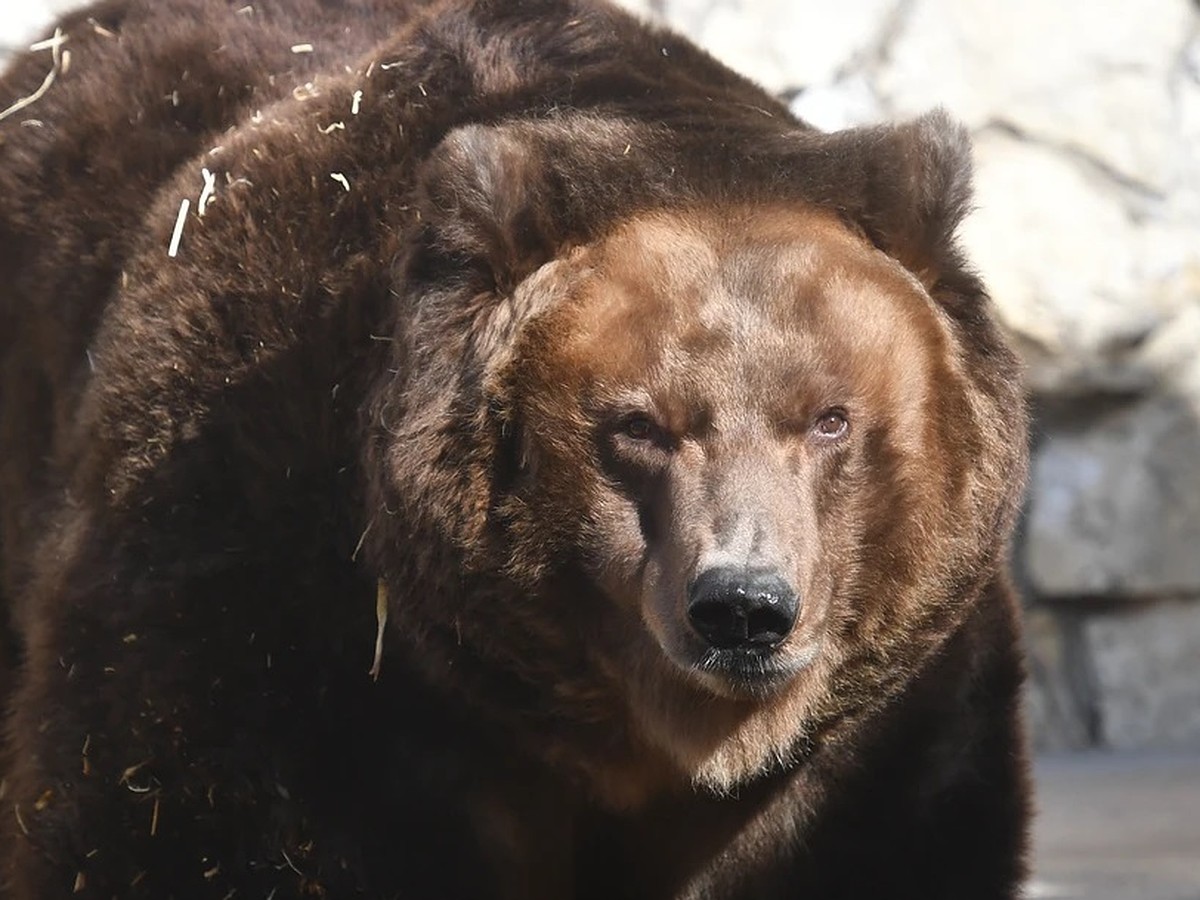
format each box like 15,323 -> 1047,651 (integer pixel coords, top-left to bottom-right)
690,643 -> 818,697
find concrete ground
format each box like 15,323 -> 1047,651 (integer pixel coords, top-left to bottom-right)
1029,752 -> 1200,900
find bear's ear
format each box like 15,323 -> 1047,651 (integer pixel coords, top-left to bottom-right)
413,125 -> 553,295
840,110 -> 975,291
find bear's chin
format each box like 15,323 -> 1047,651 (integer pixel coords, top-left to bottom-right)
621,640 -> 836,797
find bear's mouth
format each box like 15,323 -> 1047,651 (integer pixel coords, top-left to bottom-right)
691,641 -> 822,699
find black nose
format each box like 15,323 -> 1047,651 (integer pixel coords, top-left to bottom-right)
687,567 -> 799,651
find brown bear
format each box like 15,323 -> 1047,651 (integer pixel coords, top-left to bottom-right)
0,0 -> 1031,897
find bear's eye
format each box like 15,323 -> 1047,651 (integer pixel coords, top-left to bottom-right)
813,409 -> 849,440
621,414 -> 658,441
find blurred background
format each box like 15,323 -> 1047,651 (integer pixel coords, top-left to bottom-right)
4,1 -> 1199,897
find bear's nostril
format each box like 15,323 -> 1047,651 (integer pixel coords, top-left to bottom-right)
689,600 -> 748,649
745,603 -> 793,647
687,568 -> 799,651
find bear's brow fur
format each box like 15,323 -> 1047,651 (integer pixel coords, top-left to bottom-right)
0,0 -> 1030,897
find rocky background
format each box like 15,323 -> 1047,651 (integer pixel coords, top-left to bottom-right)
5,1 -> 1200,754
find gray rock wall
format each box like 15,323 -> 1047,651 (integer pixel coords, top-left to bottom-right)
5,1 -> 1200,751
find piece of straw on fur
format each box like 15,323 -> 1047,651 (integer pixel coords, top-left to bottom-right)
197,168 -> 217,216
88,18 -> 117,39
0,29 -> 67,123
369,580 -> 388,681
167,198 -> 190,258
292,82 -> 320,101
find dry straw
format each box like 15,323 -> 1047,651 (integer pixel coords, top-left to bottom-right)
0,29 -> 68,123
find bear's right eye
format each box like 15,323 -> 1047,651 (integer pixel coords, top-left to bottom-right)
604,412 -> 674,465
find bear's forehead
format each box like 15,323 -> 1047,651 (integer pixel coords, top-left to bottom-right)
558,205 -> 943,400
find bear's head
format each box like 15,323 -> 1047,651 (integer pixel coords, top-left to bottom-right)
365,111 -> 1026,804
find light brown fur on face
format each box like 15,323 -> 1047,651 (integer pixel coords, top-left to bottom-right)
498,206 -> 972,793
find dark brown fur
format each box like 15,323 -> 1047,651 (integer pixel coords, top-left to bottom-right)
0,1 -> 1030,897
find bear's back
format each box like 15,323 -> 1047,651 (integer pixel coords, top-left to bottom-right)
0,0 -> 433,607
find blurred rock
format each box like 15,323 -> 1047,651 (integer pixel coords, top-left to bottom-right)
878,0 -> 1196,193
789,74 -> 883,132
1023,607 -> 1096,752
1024,389 -> 1200,599
631,0 -> 898,95
1086,601 -> 1200,750
961,131 -> 1195,395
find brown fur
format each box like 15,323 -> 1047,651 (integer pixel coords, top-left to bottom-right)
1,1 -> 1029,897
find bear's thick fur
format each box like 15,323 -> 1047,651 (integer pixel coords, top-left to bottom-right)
0,0 -> 1031,897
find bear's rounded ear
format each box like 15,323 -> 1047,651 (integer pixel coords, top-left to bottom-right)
840,109 -> 975,292
412,124 -> 553,295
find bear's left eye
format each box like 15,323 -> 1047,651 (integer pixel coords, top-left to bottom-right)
621,414 -> 657,441
813,409 -> 849,440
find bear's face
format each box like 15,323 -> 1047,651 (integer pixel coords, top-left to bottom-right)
490,205 -> 980,791
374,116 -> 1023,801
